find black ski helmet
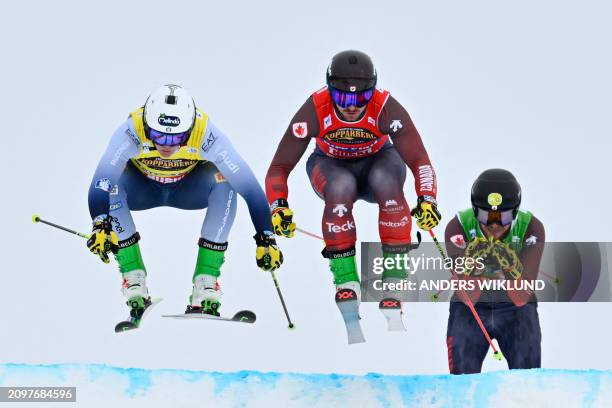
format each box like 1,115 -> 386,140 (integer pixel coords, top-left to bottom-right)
326,50 -> 377,92
471,169 -> 521,216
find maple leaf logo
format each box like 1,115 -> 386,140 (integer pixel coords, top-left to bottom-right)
292,122 -> 308,138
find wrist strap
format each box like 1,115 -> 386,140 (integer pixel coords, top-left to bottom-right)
271,198 -> 289,211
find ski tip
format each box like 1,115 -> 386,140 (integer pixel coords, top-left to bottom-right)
348,336 -> 366,345
232,310 -> 256,324
32,214 -> 40,223
114,322 -> 138,333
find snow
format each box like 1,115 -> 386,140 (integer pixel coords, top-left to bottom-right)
0,364 -> 610,408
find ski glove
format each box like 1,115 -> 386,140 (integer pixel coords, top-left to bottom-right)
271,199 -> 296,238
254,231 -> 283,271
87,217 -> 119,264
411,196 -> 441,231
491,240 -> 523,280
463,236 -> 492,276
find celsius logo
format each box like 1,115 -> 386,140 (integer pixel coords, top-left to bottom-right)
158,114 -> 180,127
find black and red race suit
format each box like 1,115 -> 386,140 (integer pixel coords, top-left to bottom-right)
266,86 -> 437,251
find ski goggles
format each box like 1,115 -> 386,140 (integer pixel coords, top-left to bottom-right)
329,86 -> 374,108
148,129 -> 190,146
476,207 -> 516,226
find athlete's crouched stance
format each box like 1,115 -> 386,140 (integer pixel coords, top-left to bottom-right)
88,85 -> 282,325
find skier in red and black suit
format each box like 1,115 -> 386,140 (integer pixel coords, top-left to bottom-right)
266,50 -> 441,336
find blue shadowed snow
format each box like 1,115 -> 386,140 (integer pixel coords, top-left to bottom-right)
0,364 -> 610,407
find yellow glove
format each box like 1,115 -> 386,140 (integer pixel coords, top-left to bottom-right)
411,196 -> 441,231
491,240 -> 523,280
271,199 -> 296,238
254,231 -> 284,271
463,236 -> 494,275
87,217 -> 119,263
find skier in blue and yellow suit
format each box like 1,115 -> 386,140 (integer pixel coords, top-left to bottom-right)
87,84 -> 282,319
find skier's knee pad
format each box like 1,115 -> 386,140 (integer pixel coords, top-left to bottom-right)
116,233 -> 146,274
381,243 -> 411,280
322,247 -> 359,285
194,238 -> 227,279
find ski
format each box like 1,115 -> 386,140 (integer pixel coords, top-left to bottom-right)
162,308 -> 256,324
335,288 -> 365,344
114,297 -> 162,333
379,298 -> 406,332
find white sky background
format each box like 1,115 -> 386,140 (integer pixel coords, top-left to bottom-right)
2,0 -> 611,375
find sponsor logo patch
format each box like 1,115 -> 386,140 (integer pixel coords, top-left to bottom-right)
158,114 -> 180,127
379,216 -> 410,228
367,116 -> 376,126
323,127 -> 377,144
110,215 -> 124,233
332,203 -> 348,217
109,202 -> 123,211
450,234 -> 467,249
326,220 -> 355,233
215,150 -> 240,173
390,120 -> 403,132
201,133 -> 217,152
125,128 -> 140,146
95,178 -> 112,192
135,157 -> 198,171
525,235 -> 538,246
488,192 -> 503,208
214,172 -> 226,183
385,199 -> 398,207
323,115 -> 332,129
292,122 -> 308,138
469,229 -> 477,240
110,185 -> 119,195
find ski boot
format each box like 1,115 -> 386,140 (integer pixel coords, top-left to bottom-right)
122,269 -> 150,308
115,269 -> 153,332
187,274 -> 222,316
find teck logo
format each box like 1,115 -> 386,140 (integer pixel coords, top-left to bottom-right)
326,220 -> 355,233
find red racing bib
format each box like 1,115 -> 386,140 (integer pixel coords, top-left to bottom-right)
312,86 -> 390,159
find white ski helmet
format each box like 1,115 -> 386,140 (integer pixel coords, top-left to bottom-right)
143,84 -> 196,134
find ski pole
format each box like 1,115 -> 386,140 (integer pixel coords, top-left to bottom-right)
428,229 -> 503,361
270,270 -> 295,330
32,214 -> 90,239
296,227 -> 323,241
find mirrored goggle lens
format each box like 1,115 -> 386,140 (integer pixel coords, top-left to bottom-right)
476,208 -> 515,226
329,87 -> 374,108
149,129 -> 189,146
